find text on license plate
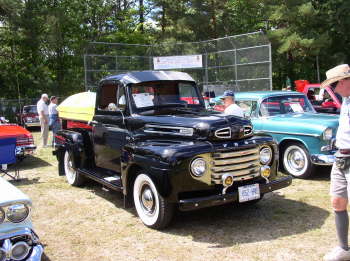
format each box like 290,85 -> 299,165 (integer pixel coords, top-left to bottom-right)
238,184 -> 260,203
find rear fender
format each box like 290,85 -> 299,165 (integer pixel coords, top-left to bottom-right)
55,130 -> 86,169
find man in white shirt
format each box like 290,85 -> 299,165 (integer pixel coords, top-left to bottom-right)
220,90 -> 244,117
37,93 -> 49,147
322,64 -> 350,261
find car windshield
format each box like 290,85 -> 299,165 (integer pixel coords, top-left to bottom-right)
129,81 -> 205,113
260,95 -> 315,116
23,106 -> 37,114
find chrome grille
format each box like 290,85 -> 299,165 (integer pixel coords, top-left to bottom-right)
211,147 -> 260,184
215,127 -> 231,139
244,125 -> 253,136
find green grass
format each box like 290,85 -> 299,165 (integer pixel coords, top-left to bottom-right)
5,130 -> 342,261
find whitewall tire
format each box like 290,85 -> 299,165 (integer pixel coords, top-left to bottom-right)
63,150 -> 84,186
133,173 -> 174,229
282,143 -> 313,179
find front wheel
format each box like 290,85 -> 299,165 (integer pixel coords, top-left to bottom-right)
63,150 -> 85,186
133,173 -> 174,229
282,143 -> 314,179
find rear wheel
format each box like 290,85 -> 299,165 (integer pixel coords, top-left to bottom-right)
63,150 -> 85,186
133,173 -> 174,229
282,143 -> 314,179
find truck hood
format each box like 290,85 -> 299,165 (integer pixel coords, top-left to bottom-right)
258,112 -> 339,134
130,110 -> 253,141
0,177 -> 31,207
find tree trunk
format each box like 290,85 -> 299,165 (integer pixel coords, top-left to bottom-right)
139,0 -> 144,33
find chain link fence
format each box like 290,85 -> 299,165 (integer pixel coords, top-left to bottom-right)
0,98 -> 38,123
84,31 -> 272,96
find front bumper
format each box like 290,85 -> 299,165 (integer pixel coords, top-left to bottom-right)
15,145 -> 37,157
26,245 -> 44,261
0,227 -> 43,261
178,175 -> 292,211
24,122 -> 40,127
311,154 -> 335,165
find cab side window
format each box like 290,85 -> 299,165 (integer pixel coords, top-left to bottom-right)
97,84 -> 118,112
117,86 -> 126,111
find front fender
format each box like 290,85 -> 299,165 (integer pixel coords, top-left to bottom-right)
121,140 -> 213,199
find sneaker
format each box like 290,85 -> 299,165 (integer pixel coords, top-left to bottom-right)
324,246 -> 350,261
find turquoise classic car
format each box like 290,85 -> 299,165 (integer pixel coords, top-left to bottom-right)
232,91 -> 339,178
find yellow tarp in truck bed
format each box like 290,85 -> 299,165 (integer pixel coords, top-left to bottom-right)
57,92 -> 96,122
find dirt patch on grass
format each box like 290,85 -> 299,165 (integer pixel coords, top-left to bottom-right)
4,131 -> 341,260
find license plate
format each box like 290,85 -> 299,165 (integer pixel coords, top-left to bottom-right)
238,184 -> 260,203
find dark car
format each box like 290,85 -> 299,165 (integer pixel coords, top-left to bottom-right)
17,105 -> 40,128
53,70 -> 292,229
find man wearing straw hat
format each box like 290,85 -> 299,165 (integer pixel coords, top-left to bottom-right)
322,64 -> 350,261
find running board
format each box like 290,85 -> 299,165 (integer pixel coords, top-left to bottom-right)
78,168 -> 123,192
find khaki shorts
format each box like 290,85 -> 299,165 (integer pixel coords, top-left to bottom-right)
330,162 -> 350,199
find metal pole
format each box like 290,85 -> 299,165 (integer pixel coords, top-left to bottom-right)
316,55 -> 320,83
83,55 -> 88,91
234,48 -> 238,87
205,53 -> 208,86
268,43 -> 273,90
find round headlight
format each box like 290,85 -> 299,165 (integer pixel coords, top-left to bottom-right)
323,128 -> 333,140
260,146 -> 273,165
0,207 -> 4,224
6,204 -> 30,223
190,158 -> 207,177
11,242 -> 30,261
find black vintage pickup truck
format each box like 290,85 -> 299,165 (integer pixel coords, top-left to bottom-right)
54,71 -> 292,229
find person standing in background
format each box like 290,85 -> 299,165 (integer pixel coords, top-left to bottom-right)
220,90 -> 244,117
48,96 -> 61,147
37,93 -> 49,147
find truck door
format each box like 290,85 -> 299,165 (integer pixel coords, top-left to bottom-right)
92,82 -> 129,173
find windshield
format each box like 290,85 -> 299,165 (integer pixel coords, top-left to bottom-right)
23,106 -> 37,114
260,95 -> 315,116
129,81 -> 205,113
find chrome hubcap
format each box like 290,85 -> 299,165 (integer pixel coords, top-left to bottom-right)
65,152 -> 76,183
289,150 -> 305,170
140,185 -> 155,215
284,145 -> 308,176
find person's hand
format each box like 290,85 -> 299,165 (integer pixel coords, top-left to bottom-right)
44,117 -> 48,124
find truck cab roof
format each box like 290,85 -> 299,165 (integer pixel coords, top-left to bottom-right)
101,71 -> 196,85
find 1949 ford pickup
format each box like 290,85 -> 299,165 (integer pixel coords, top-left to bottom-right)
54,71 -> 292,229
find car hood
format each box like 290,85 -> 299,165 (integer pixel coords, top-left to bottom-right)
0,124 -> 30,138
0,177 -> 31,206
259,112 -> 339,133
129,110 -> 253,141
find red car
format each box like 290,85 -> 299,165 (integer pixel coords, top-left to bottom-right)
0,117 -> 36,159
16,105 -> 40,128
295,80 -> 341,114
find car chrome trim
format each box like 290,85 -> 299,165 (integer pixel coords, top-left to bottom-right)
0,228 -> 38,242
144,124 -> 194,136
310,154 -> 335,165
26,244 -> 43,261
215,127 -> 231,139
254,130 -> 320,138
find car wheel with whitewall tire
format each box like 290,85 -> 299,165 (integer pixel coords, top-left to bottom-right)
282,143 -> 314,179
133,172 -> 174,229
63,150 -> 85,186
